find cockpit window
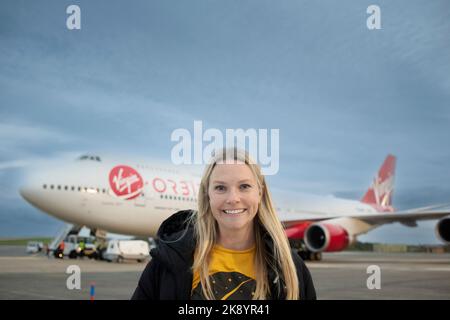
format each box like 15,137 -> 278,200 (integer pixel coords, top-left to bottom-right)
77,154 -> 101,162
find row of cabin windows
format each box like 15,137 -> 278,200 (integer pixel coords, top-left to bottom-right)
42,184 -> 197,201
78,155 -> 101,162
159,194 -> 197,202
42,184 -> 107,194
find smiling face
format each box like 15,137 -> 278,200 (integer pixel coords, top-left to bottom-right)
208,162 -> 261,235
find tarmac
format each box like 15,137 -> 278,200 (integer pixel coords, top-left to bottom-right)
1,246 -> 449,300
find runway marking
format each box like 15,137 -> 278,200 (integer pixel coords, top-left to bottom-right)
425,267 -> 450,272
0,256 -> 42,260
308,264 -> 450,272
0,256 -> 147,273
1,289 -> 64,300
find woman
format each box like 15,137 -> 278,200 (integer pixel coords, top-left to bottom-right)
132,148 -> 316,300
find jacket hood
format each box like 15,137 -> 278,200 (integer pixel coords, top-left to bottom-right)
152,210 -> 196,271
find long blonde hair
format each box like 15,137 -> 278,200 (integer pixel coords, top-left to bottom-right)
191,148 -> 299,300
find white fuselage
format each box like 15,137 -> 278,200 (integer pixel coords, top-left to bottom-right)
19,158 -> 379,237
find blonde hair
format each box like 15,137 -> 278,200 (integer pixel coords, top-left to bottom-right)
191,148 -> 299,300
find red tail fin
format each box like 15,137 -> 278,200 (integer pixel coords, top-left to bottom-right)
361,155 -> 396,211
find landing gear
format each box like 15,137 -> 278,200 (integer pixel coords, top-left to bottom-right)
297,250 -> 322,261
290,239 -> 322,261
311,252 -> 322,261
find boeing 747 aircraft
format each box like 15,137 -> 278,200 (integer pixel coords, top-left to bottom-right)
19,154 -> 450,260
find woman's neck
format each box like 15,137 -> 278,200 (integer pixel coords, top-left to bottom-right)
217,226 -> 255,251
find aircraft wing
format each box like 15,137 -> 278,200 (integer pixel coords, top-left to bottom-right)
355,204 -> 450,226
279,203 -> 450,228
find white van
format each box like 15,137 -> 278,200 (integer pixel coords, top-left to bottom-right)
26,241 -> 43,254
104,240 -> 150,263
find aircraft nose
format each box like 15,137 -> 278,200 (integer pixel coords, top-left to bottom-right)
19,183 -> 51,214
19,185 -> 38,205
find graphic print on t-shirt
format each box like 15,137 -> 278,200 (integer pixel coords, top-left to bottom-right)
191,271 -> 256,300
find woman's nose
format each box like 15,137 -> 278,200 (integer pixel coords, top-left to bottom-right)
225,188 -> 240,204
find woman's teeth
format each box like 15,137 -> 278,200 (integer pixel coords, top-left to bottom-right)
223,209 -> 246,214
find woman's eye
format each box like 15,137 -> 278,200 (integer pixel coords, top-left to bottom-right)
214,185 -> 225,191
240,184 -> 251,190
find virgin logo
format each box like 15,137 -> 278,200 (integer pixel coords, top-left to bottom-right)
109,165 -> 144,200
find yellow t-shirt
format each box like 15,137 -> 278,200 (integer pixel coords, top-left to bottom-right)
191,244 -> 256,300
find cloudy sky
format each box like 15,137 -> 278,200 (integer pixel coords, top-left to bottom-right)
1,0 -> 449,244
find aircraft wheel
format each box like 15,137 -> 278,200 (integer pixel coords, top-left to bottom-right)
314,252 -> 322,261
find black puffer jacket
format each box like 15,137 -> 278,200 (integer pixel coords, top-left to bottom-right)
131,210 -> 317,300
